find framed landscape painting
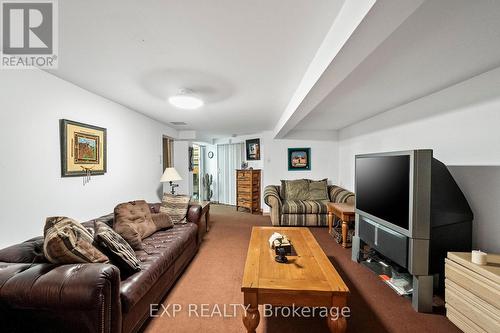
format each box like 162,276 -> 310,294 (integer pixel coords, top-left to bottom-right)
288,148 -> 311,171
60,119 -> 107,177
246,138 -> 260,160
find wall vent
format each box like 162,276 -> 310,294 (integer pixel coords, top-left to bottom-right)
170,121 -> 187,126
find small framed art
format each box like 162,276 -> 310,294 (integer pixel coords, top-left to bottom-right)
288,148 -> 311,171
246,139 -> 261,160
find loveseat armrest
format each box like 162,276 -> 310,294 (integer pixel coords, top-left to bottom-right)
0,262 -> 122,333
264,185 -> 282,226
186,204 -> 202,224
328,185 -> 355,205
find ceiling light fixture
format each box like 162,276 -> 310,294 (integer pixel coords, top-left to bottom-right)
168,89 -> 204,110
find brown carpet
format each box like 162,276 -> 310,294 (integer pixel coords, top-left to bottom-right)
144,205 -> 461,333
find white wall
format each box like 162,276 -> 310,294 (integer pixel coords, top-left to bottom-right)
216,131 -> 339,211
448,166 -> 500,253
337,98 -> 500,252
0,70 -> 177,248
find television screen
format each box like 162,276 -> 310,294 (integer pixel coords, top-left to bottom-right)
356,155 -> 410,230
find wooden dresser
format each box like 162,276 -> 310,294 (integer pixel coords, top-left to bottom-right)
445,252 -> 500,333
236,169 -> 261,213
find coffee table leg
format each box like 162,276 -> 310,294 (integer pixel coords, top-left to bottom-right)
327,308 -> 347,333
242,292 -> 259,333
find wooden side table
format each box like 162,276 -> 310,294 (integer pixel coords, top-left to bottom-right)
327,203 -> 355,248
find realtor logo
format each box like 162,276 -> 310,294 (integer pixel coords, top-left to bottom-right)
1,0 -> 58,68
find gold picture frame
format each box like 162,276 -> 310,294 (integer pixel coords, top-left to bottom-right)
60,119 -> 107,177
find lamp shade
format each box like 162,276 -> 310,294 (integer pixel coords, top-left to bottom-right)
160,167 -> 182,182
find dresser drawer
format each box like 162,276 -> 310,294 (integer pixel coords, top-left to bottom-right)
236,192 -> 260,201
445,260 -> 500,308
237,180 -> 251,187
237,185 -> 252,193
238,199 -> 260,208
237,179 -> 251,186
237,171 -> 251,181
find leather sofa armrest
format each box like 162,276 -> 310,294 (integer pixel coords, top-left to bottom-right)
186,205 -> 204,245
0,262 -> 122,333
186,205 -> 202,224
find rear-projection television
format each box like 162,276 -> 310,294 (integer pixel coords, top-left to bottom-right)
351,150 -> 473,312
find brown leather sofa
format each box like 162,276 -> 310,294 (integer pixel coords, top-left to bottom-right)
0,203 -> 203,333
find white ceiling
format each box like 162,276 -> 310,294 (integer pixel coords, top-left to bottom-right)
296,0 -> 500,131
49,0 -> 345,137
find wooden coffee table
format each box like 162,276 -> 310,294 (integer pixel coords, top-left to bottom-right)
241,227 -> 349,333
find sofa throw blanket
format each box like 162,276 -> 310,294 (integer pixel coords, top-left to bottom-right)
160,194 -> 191,224
43,216 -> 109,264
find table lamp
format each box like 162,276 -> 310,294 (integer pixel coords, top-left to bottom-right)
160,167 -> 182,195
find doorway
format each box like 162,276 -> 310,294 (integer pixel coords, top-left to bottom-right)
162,136 -> 174,170
192,144 -> 200,200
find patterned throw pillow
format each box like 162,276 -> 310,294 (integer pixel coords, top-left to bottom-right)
280,179 -> 309,200
43,217 -> 109,264
308,179 -> 329,200
160,194 -> 191,224
94,221 -> 141,272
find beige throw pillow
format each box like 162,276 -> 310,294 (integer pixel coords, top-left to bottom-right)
160,194 -> 191,224
43,216 -> 109,264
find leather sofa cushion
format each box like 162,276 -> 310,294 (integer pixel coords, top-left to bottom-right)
114,201 -> 157,250
43,217 -> 109,264
282,200 -> 329,214
119,223 -> 197,312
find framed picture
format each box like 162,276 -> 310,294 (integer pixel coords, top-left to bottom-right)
288,148 -> 311,171
60,119 -> 107,177
246,138 -> 260,160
